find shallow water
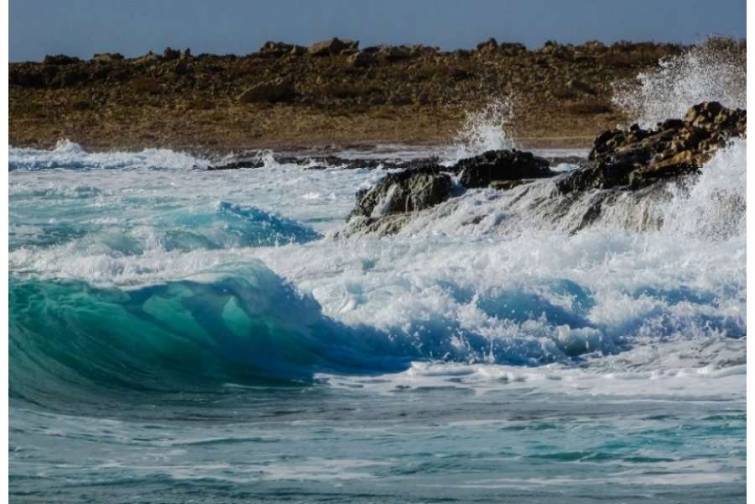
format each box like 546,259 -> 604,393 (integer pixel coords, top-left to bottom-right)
8,139 -> 746,502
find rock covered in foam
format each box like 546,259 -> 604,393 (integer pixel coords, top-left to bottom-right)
342,165 -> 454,236
342,149 -> 558,236
351,165 -> 453,219
558,101 -> 746,192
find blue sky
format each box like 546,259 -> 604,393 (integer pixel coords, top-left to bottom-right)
10,0 -> 747,61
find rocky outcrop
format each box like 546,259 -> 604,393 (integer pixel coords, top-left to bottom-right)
259,41 -> 306,57
206,154 -> 441,171
42,54 -> 81,65
308,38 -> 358,56
342,165 -> 454,235
558,101 -> 746,192
340,102 -> 745,237
92,52 -> 124,63
476,38 -> 499,53
350,166 -> 453,218
238,77 -> 296,103
347,51 -> 375,67
341,149 -> 561,236
455,150 -> 553,188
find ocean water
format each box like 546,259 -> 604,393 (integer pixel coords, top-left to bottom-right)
8,134 -> 746,502
8,44 -> 748,503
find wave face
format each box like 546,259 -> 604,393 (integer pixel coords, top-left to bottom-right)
9,269 -> 415,400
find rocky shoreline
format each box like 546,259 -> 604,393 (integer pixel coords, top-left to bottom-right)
335,102 -> 745,236
12,38 -> 740,151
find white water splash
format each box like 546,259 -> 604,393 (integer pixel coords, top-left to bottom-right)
10,139 -> 208,171
613,38 -> 746,127
450,99 -> 516,161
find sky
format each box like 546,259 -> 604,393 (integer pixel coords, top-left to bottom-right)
10,0 -> 747,62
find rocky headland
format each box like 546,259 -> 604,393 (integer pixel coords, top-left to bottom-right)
12,37 -> 742,152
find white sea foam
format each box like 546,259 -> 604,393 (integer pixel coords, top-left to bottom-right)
9,136 -> 745,374
10,139 -> 209,171
613,38 -> 746,127
449,98 -> 516,162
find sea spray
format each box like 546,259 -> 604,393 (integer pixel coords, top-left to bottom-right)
613,37 -> 746,127
450,98 -> 516,161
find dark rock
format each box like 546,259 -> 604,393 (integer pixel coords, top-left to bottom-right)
349,165 -> 453,219
206,153 -> 442,171
454,150 -> 554,188
163,47 -> 181,60
49,66 -> 89,87
498,42 -> 527,55
308,38 -> 358,56
43,54 -> 80,65
347,51 -> 374,67
567,78 -> 597,95
490,179 -> 526,191
238,77 -> 296,103
207,159 -> 265,170
476,38 -> 498,52
558,101 -> 746,192
259,41 -> 294,57
378,45 -> 412,62
290,45 -> 307,56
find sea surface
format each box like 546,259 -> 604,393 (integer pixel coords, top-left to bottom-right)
8,130 -> 746,502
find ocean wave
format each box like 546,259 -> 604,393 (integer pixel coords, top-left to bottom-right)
9,139 -> 208,171
10,246 -> 744,403
9,266 -> 413,400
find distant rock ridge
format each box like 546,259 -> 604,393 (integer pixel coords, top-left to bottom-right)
9,37 -> 744,151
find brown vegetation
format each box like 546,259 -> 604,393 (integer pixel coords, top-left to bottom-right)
9,38 -> 706,152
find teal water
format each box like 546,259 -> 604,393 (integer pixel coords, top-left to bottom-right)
9,141 -> 746,502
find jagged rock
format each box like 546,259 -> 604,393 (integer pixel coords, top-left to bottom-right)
308,38 -> 358,56
476,38 -> 498,52
92,52 -> 124,63
454,150 -> 554,188
350,165 -> 453,219
558,101 -> 746,192
347,51 -> 374,67
260,41 -> 295,57
290,45 -> 307,56
498,42 -> 527,55
163,47 -> 181,60
342,165 -> 453,236
238,77 -> 296,103
378,45 -> 412,62
132,51 -> 160,65
43,54 -> 80,65
205,153 -> 442,171
490,179 -> 526,191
